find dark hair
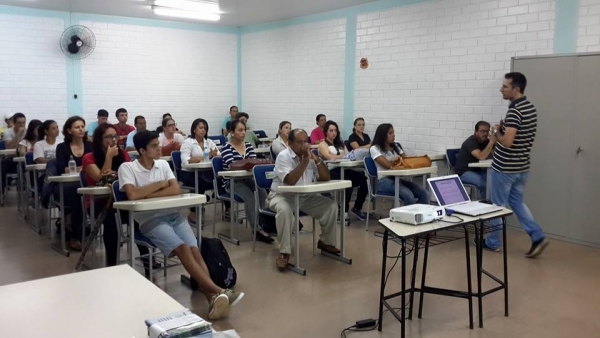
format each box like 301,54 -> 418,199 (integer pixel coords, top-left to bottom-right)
229,119 -> 245,132
162,113 -> 172,120
505,72 -> 527,94
323,120 -> 344,150
23,119 -> 42,143
92,123 -> 126,171
38,120 -> 56,140
288,128 -> 307,143
191,118 -> 209,139
352,117 -> 365,133
133,130 -> 159,153
12,112 -> 25,122
236,112 -> 249,120
372,123 -> 401,155
115,108 -> 127,118
225,121 -> 231,132
62,116 -> 87,143
316,114 -> 326,124
475,121 -> 490,132
134,115 -> 145,125
229,106 -> 238,112
162,117 -> 174,128
97,109 -> 109,117
277,120 -> 291,139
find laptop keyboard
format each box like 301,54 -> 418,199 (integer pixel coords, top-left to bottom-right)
455,203 -> 499,214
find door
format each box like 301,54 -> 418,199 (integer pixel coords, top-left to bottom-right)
568,55 -> 600,245
512,56 -> 577,238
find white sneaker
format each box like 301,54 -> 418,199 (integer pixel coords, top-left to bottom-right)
208,293 -> 229,320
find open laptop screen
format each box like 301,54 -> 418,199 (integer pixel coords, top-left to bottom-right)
429,176 -> 470,206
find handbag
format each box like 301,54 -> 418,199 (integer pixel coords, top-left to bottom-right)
390,155 -> 432,170
229,158 -> 273,171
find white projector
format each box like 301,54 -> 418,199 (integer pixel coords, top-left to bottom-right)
390,204 -> 445,225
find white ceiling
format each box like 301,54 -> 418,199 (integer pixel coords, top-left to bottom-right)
0,0 -> 381,26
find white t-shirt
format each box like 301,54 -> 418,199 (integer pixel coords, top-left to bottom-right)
2,128 -> 21,142
180,138 -> 220,170
18,139 -> 34,154
33,139 -> 58,161
271,148 -> 318,193
370,145 -> 404,175
118,159 -> 177,229
158,132 -> 185,147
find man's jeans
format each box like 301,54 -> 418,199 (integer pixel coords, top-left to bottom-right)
486,170 -> 545,249
460,171 -> 486,199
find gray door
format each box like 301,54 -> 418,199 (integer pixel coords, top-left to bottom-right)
568,55 -> 600,245
512,56 -> 577,238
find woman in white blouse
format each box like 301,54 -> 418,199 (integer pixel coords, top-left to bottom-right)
33,120 -> 59,164
180,118 -> 220,223
270,121 -> 291,157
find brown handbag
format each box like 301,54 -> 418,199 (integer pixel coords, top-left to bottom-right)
390,155 -> 432,170
229,158 -> 274,171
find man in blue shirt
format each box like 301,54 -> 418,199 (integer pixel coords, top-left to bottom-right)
86,109 -> 109,136
126,115 -> 147,151
222,105 -> 238,136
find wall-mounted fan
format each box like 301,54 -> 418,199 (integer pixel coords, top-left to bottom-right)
60,25 -> 96,60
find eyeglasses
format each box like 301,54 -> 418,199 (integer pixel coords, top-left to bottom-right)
103,135 -> 119,141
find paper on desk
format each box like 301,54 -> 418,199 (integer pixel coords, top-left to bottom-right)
213,330 -> 240,338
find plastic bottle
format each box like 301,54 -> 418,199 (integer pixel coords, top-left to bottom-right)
68,155 -> 76,174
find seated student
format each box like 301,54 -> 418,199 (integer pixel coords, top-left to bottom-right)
33,120 -> 59,164
180,118 -> 220,223
348,117 -> 371,150
1,113 -> 26,190
18,119 -> 41,156
268,128 -> 340,270
318,120 -> 368,221
119,131 -> 243,320
158,118 -> 185,155
113,108 -> 135,149
0,113 -> 13,139
369,123 -> 429,205
126,115 -> 146,151
271,121 -> 291,158
82,123 -> 131,266
156,113 -> 187,136
232,112 -> 259,148
221,120 -> 274,243
222,106 -> 238,137
455,121 -> 496,198
55,116 -> 94,250
310,114 -> 327,145
86,109 -> 109,138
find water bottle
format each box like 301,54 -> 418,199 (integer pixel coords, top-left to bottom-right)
68,155 -> 76,174
203,149 -> 210,163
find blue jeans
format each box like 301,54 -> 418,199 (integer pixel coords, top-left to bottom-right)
460,171 -> 486,199
485,170 -> 545,249
377,177 -> 430,205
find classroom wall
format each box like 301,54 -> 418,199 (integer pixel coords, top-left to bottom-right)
241,19 -> 346,137
578,0 -> 600,52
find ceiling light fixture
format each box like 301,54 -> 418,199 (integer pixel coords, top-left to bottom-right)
151,6 -> 221,21
153,0 -> 221,13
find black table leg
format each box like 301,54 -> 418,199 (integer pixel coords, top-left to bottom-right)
378,229 -> 389,332
408,237 -> 420,320
464,226 -> 474,329
502,217 -> 509,317
401,237 -> 406,338
476,222 -> 484,328
417,236 -> 430,319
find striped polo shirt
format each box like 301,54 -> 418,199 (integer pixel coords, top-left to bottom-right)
492,96 -> 537,173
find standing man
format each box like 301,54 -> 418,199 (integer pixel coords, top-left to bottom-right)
126,115 -> 147,151
114,108 -> 135,149
455,121 -> 496,198
480,72 -> 548,258
222,106 -> 238,137
86,109 -> 109,136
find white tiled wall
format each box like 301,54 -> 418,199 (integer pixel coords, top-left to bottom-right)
355,0 -> 555,153
578,0 -> 600,52
242,19 -> 346,137
80,21 -> 238,133
0,14 -> 69,128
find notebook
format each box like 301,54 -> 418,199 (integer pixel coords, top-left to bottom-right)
427,175 -> 502,216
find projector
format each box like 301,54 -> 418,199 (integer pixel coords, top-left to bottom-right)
390,204 -> 445,225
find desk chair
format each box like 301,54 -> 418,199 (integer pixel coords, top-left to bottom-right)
44,159 -> 62,238
254,130 -> 267,139
269,146 -> 277,161
171,151 -> 194,190
445,148 -> 479,200
252,165 -> 317,254
363,156 -> 399,231
208,135 -> 226,148
111,181 -> 180,282
1,140 -> 18,192
210,157 -> 245,236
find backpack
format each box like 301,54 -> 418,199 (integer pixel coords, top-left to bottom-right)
200,237 -> 237,289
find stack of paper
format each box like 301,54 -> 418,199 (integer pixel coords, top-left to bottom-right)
146,309 -> 212,338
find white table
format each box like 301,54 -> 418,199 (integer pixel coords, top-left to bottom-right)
217,170 -> 253,245
0,265 -> 185,338
326,160 -> 364,179
48,174 -> 81,257
25,163 -> 47,233
13,156 -> 27,217
0,148 -> 17,206
427,154 -> 446,162
253,147 -> 271,154
113,193 -> 207,267
468,159 -> 492,200
378,167 -> 439,208
258,137 -> 274,143
182,162 -> 213,196
277,180 -> 352,275
160,156 -> 172,162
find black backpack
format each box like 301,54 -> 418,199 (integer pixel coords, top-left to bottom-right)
200,237 -> 237,289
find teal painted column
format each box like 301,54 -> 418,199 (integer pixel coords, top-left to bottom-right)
343,14 -> 357,139
237,31 -> 243,110
554,0 -> 580,54
66,14 -> 84,117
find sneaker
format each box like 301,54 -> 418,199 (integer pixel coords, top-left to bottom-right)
351,208 -> 366,221
276,253 -> 290,271
208,293 -> 229,320
224,289 -> 245,307
472,237 -> 500,252
525,237 -> 549,258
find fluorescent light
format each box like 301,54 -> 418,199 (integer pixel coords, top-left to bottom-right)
153,0 -> 221,13
151,6 -> 220,21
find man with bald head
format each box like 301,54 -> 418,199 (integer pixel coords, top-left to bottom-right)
267,128 -> 340,271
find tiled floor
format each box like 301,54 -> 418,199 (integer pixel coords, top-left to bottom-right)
1,190 -> 599,338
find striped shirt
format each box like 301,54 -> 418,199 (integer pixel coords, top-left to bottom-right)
492,96 -> 537,173
221,142 -> 256,190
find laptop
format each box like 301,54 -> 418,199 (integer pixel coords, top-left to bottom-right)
427,175 -> 502,216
